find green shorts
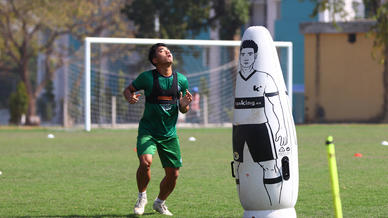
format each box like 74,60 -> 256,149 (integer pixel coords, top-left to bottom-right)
137,134 -> 182,168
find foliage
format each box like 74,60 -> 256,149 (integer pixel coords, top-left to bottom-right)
213,0 -> 251,40
37,80 -> 55,121
0,74 -> 18,108
368,1 -> 388,64
0,0 -> 133,123
308,0 -> 348,21
8,82 -> 28,124
121,0 -> 250,40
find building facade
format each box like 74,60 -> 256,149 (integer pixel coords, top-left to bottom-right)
275,0 -> 318,123
300,21 -> 384,122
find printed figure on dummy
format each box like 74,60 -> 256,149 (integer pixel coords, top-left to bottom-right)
232,26 -> 298,218
233,39 -> 287,206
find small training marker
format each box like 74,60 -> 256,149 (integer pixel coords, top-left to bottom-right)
354,153 -> 363,157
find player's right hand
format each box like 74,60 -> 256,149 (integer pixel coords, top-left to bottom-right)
123,87 -> 141,104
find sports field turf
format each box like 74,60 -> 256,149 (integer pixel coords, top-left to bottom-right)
0,124 -> 387,217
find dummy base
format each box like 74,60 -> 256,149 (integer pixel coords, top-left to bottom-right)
243,207 -> 296,218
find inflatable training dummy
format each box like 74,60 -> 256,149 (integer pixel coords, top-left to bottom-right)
231,26 -> 299,218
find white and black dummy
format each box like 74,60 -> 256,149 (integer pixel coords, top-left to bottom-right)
232,26 -> 299,218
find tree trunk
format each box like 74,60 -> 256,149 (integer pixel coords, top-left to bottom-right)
22,65 -> 40,125
26,95 -> 39,125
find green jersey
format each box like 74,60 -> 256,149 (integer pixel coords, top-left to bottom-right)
132,70 -> 189,138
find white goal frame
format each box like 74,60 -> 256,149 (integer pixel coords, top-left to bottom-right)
84,37 -> 293,131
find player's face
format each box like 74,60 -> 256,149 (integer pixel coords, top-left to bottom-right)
153,46 -> 173,65
240,47 -> 255,68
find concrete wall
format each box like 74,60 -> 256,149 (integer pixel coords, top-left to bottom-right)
301,21 -> 384,122
249,0 -> 280,37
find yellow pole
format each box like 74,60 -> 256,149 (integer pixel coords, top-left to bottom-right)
326,136 -> 343,218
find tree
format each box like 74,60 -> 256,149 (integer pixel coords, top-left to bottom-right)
122,0 -> 250,123
307,0 -> 388,121
121,0 -> 250,40
9,82 -> 28,124
0,0 -> 133,125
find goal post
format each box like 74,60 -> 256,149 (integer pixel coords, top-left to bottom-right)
84,37 -> 292,131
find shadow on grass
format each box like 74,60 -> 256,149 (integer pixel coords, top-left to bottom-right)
16,212 -> 155,218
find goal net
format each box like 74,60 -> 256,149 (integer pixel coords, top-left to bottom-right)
65,38 -> 292,131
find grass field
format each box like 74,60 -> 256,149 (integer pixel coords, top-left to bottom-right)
0,124 -> 388,217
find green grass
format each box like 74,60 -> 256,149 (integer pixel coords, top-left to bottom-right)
0,125 -> 388,217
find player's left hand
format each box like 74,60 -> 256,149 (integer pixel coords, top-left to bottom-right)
180,89 -> 193,108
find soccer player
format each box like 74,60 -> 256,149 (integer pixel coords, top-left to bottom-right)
123,43 -> 192,216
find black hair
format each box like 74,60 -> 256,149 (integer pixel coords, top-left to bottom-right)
240,40 -> 258,53
148,43 -> 167,66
